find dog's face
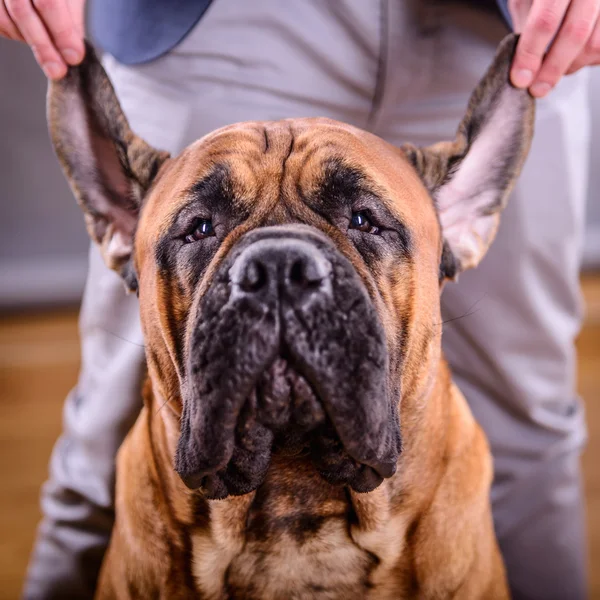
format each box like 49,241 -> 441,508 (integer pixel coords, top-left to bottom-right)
138,121 -> 432,498
48,35 -> 533,499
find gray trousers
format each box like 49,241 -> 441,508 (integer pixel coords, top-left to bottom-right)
24,1 -> 590,598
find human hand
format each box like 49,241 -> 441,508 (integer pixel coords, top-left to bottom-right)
0,0 -> 85,79
509,0 -> 600,97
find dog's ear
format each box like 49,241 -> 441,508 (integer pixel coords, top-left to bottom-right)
402,34 -> 535,278
47,42 -> 170,290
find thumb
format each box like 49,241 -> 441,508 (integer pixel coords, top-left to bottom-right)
68,0 -> 86,38
508,0 -> 533,33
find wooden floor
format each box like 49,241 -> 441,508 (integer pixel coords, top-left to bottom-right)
0,277 -> 599,599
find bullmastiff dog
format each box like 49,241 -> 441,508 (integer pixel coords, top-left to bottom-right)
47,33 -> 534,599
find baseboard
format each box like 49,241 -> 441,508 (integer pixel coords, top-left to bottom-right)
0,256 -> 88,309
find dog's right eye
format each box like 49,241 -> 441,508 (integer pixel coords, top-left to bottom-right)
184,218 -> 215,243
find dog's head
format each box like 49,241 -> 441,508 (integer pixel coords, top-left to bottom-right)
47,35 -> 533,499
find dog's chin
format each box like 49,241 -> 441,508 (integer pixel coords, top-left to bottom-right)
258,358 -> 390,494
177,357 -> 387,500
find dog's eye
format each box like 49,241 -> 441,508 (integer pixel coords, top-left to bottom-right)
350,211 -> 380,235
184,218 -> 215,243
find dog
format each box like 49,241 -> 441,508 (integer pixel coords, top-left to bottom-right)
47,33 -> 534,599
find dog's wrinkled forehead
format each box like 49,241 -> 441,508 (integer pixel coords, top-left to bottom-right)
136,118 -> 437,257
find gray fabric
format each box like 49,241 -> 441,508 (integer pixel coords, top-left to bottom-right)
88,0 -> 512,65
24,1 -> 589,598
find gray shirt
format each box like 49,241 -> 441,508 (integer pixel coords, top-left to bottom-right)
89,0 -> 512,64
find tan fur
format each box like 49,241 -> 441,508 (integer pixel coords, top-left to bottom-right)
88,120 -> 511,599
47,36 -> 535,599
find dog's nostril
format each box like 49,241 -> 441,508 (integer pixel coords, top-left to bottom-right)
289,258 -> 322,289
241,260 -> 268,292
289,259 -> 306,286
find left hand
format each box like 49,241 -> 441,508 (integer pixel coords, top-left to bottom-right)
509,0 -> 600,97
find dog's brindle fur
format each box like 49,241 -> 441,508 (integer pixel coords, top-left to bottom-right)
47,35 -> 534,599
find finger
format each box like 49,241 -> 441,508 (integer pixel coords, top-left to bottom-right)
510,0 -> 570,88
0,2 -> 24,39
567,50 -> 600,71
508,0 -> 534,33
530,0 -> 600,96
5,0 -> 66,78
32,0 -> 84,64
566,15 -> 600,71
67,0 -> 84,38
590,10 -> 600,51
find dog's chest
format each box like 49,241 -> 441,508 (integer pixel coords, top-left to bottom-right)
190,458 -> 378,599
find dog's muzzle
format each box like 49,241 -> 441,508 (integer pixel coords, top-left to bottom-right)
175,225 -> 402,499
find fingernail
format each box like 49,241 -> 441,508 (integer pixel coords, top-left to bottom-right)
530,82 -> 552,98
43,62 -> 63,79
61,48 -> 81,64
511,68 -> 533,88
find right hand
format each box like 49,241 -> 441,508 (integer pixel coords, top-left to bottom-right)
509,0 -> 600,97
0,0 -> 86,79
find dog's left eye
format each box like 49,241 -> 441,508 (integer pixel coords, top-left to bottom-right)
350,211 -> 380,235
184,218 -> 215,243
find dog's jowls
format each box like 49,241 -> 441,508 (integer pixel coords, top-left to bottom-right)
47,34 -> 533,599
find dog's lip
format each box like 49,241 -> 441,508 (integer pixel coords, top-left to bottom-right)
253,352 -> 326,432
264,353 -> 397,481
181,353 -> 394,492
275,345 -> 397,481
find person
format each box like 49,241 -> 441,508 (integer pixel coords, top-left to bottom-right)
1,0 -> 597,598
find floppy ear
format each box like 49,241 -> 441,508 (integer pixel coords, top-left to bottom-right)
47,42 -> 170,291
402,34 -> 535,278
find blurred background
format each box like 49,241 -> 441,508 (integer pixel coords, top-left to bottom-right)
0,35 -> 599,599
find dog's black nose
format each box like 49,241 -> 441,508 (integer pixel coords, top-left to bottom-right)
230,238 -> 332,301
